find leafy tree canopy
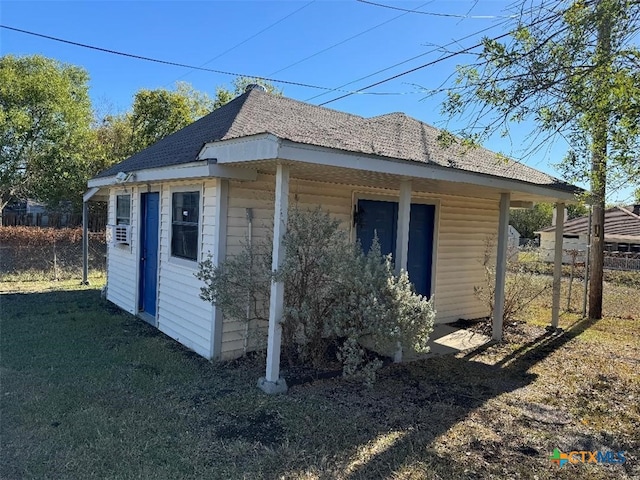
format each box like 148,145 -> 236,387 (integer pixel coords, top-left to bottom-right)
510,202 -> 587,239
441,0 -> 639,319
0,54 -> 94,212
441,0 -> 639,194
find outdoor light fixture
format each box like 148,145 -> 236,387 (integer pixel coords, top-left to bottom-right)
115,171 -> 134,183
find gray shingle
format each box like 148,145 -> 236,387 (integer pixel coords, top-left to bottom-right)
539,206 -> 640,236
94,89 -> 580,194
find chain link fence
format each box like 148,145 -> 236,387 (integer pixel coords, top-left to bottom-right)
514,245 -> 640,320
0,227 -> 106,282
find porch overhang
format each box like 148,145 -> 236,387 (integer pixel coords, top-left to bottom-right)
87,160 -> 258,188
198,134 -> 582,204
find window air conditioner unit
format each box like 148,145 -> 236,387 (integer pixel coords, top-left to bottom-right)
107,224 -> 131,245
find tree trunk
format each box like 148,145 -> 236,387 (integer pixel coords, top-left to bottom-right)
588,0 -> 611,321
588,190 -> 605,319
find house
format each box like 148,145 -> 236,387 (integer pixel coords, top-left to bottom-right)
537,205 -> 640,263
508,225 -> 521,248
2,199 -> 48,226
84,87 -> 582,393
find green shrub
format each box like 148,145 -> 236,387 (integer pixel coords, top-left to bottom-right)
197,207 -> 435,385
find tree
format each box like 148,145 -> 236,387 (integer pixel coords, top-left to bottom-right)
129,81 -> 217,152
92,113 -> 134,172
0,55 -> 94,215
103,78 -> 283,158
510,204 -> 553,239
510,203 -> 587,239
442,0 -> 640,319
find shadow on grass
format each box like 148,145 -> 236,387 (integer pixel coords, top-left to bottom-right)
339,316 -> 602,479
2,288 -> 611,479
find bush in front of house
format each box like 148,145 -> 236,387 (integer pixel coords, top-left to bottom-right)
475,235 -> 552,327
196,207 -> 435,385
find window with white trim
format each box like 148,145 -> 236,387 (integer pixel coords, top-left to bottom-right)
171,191 -> 200,261
116,194 -> 131,225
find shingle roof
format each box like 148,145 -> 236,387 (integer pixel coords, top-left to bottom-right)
539,206 -> 640,238
94,89 -> 581,194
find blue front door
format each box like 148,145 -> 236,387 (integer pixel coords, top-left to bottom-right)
356,199 -> 435,297
139,192 -> 159,317
407,203 -> 435,297
356,199 -> 397,257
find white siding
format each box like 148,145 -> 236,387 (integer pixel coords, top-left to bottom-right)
222,175 -> 353,359
156,180 -> 216,358
220,174 -> 500,359
539,232 -> 588,263
106,187 -> 138,314
433,195 -> 499,322
104,174 -> 505,361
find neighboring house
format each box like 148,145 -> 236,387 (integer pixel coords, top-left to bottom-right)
84,87 -> 582,393
537,205 -> 640,263
507,225 -> 520,260
508,225 -> 521,248
2,199 -> 49,226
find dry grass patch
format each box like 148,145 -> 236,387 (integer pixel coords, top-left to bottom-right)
1,280 -> 638,479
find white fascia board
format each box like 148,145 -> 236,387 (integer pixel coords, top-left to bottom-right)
199,135 -> 580,202
87,176 -> 117,188
276,141 -> 579,202
83,187 -> 101,202
87,160 -> 257,188
198,133 -> 280,163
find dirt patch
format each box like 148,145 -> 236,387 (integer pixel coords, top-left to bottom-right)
216,410 -> 284,446
517,401 -> 572,424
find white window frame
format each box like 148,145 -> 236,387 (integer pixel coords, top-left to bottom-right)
169,185 -> 203,268
116,193 -> 131,225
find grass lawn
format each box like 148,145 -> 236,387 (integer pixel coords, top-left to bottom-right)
1,277 -> 638,479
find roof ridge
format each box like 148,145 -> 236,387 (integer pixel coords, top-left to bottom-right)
246,87 -> 368,121
617,205 -> 640,220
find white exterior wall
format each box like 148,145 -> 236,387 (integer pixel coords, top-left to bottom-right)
156,180 -> 216,358
435,195 -> 499,322
539,231 -> 588,263
105,174 -> 504,361
105,181 -> 216,359
106,187 -> 139,315
221,173 -> 500,359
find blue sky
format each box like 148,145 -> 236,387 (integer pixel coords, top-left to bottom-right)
1,0 -> 635,203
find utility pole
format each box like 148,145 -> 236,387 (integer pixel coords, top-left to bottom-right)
588,0 -> 612,320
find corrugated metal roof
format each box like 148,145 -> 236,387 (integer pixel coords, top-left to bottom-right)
94,89 -> 580,194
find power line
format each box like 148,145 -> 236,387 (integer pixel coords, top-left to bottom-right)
357,0 -> 517,19
305,21 -> 502,102
268,1 -> 432,76
317,5 -> 570,106
169,0 -> 316,86
0,24 -> 409,95
318,34 -> 507,105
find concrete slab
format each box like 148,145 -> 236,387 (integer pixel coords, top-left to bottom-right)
404,324 -> 491,361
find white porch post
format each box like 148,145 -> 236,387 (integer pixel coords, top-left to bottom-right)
395,180 -> 411,275
393,180 -> 412,362
258,163 -> 289,394
81,188 -> 99,285
492,192 -> 510,341
551,202 -> 565,329
82,199 -> 89,285
210,178 -> 228,360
